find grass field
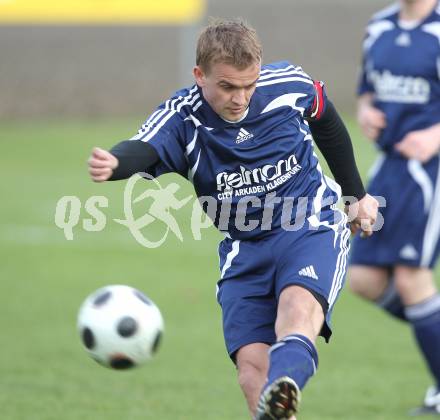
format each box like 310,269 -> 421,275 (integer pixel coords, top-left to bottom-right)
1,117 -> 439,420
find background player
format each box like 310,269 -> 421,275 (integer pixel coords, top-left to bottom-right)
348,0 -> 440,415
88,18 -> 378,419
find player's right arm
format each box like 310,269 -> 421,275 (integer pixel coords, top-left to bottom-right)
88,88 -> 194,183
87,141 -> 160,182
357,93 -> 387,142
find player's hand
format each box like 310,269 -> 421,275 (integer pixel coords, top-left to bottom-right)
88,147 -> 119,182
357,99 -> 386,142
394,128 -> 440,163
345,194 -> 379,238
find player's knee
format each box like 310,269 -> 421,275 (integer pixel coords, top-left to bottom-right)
394,266 -> 437,304
394,273 -> 414,296
347,268 -> 368,297
347,266 -> 386,301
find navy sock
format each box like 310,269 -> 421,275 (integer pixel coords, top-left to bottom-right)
267,334 -> 318,390
375,280 -> 407,322
405,294 -> 440,390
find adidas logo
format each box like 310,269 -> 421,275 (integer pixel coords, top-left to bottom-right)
399,244 -> 419,260
395,32 -> 411,47
236,128 -> 254,143
298,265 -> 318,280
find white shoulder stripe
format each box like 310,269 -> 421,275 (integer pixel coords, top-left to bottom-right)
141,109 -> 177,142
132,86 -> 198,140
422,22 -> 440,46
192,100 -> 203,113
146,85 -> 197,128
257,76 -> 313,88
364,20 -> 395,51
260,64 -> 305,75
138,93 -> 200,142
372,3 -> 400,21
259,68 -> 310,81
177,92 -> 200,112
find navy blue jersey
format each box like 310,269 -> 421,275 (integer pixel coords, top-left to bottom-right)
130,61 -> 341,240
358,2 -> 440,152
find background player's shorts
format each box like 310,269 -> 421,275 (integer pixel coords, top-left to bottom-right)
350,154 -> 440,269
216,219 -> 350,361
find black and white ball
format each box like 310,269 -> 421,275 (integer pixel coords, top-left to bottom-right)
77,285 -> 164,369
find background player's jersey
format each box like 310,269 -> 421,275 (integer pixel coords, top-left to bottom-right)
358,2 -> 440,153
131,61 -> 342,240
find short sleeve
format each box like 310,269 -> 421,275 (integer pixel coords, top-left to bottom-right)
258,61 -> 328,121
129,103 -> 189,179
304,80 -> 327,121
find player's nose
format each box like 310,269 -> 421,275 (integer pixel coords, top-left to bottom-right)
231,89 -> 247,105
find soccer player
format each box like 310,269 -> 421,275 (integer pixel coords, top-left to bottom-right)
348,0 -> 440,415
88,19 -> 378,419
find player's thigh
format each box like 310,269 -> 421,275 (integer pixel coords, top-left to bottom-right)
347,265 -> 389,300
218,289 -> 277,362
276,285 -> 325,342
274,223 -> 351,342
217,237 -> 277,361
394,265 -> 437,305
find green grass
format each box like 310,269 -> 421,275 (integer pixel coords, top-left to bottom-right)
0,118 -> 438,420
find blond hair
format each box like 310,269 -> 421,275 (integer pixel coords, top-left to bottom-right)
196,18 -> 262,73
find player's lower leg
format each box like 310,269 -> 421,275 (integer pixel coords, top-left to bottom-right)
406,294 -> 440,413
255,334 -> 317,419
236,343 -> 270,417
395,267 -> 440,413
255,286 -> 322,419
375,278 -> 408,321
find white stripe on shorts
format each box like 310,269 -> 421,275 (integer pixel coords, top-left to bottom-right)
220,240 -> 240,279
421,156 -> 440,267
408,159 -> 433,212
328,227 -> 351,307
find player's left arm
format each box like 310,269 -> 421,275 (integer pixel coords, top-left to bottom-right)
394,123 -> 440,163
306,98 -> 378,236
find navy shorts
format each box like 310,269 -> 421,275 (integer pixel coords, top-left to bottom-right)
217,219 -> 350,360
350,154 -> 440,269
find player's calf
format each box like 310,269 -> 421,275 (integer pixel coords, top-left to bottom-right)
255,334 -> 318,419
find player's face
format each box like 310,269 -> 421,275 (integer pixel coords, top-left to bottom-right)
193,61 -> 260,122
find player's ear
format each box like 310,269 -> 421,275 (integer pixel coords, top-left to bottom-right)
193,66 -> 206,87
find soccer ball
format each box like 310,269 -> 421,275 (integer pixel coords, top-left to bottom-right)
77,285 -> 164,369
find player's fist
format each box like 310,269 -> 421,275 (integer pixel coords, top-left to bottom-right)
345,194 -> 379,238
88,147 -> 119,182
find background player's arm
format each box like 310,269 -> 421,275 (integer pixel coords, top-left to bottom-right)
87,140 -> 160,182
395,123 -> 440,163
357,93 -> 387,141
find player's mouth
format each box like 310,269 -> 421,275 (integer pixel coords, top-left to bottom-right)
228,107 -> 245,114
